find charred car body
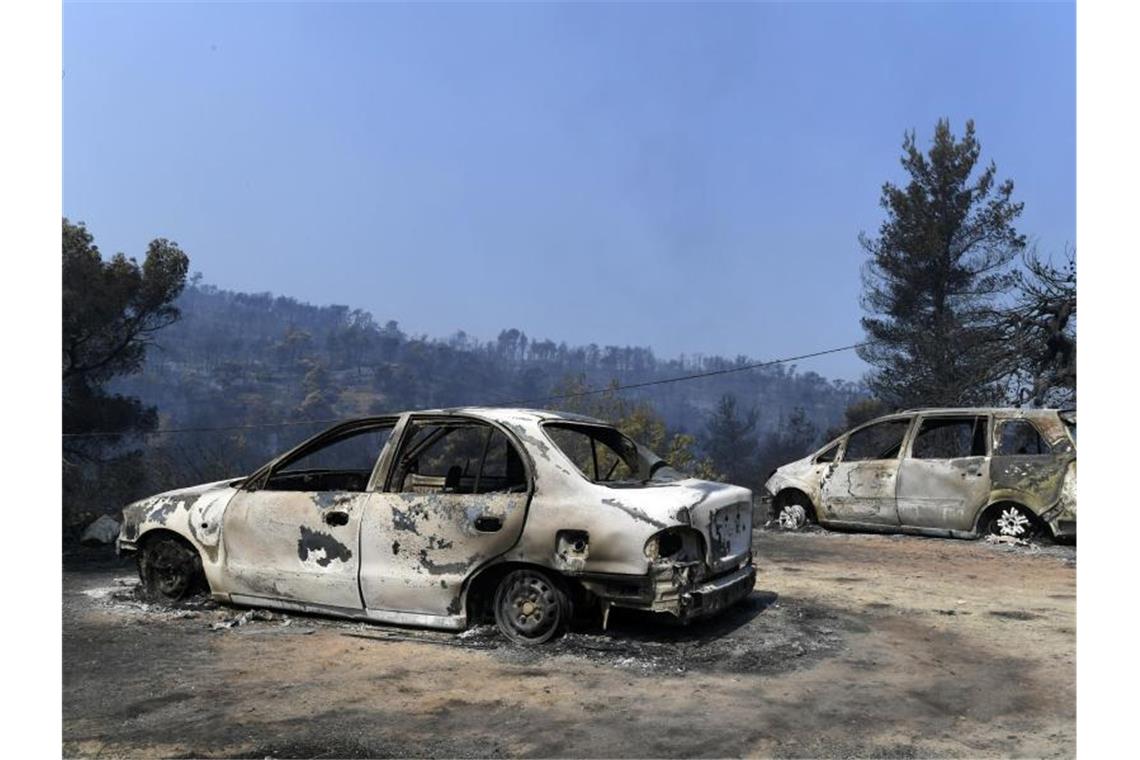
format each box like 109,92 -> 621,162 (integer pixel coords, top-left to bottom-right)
118,408 -> 755,643
764,408 -> 1075,541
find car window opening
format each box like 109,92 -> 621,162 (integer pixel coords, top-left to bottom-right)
262,425 -> 395,492
543,422 -> 682,486
996,419 -> 1052,456
911,416 -> 988,459
843,418 -> 910,462
394,421 -> 527,494
815,442 -> 839,463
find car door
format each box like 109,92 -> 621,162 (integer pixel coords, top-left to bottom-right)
989,416 -> 1074,513
896,414 -> 990,531
358,416 -> 531,620
819,417 -> 911,526
221,420 -> 396,609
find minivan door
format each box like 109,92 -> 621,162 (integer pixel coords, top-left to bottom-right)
896,414 -> 990,532
819,417 -> 911,526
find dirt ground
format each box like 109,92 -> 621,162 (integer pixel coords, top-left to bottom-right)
62,528 -> 1075,759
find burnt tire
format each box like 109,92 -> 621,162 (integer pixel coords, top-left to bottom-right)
983,504 -> 1041,541
138,536 -> 204,601
493,568 -> 571,645
773,492 -> 814,530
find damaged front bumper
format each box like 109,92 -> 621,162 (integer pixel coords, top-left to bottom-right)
578,558 -> 756,622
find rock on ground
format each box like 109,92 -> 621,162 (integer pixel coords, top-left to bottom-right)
80,515 -> 121,546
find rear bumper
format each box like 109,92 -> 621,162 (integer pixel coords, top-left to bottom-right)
678,562 -> 756,621
579,560 -> 756,621
1050,519 -> 1077,539
1039,499 -> 1076,540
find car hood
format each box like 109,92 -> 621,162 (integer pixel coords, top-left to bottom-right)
124,477 -> 242,513
765,455 -> 815,492
120,477 -> 244,543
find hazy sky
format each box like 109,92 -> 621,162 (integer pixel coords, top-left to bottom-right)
63,2 -> 1075,381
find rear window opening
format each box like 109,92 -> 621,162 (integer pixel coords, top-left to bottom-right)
542,422 -> 681,486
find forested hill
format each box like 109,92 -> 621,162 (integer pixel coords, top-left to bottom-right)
112,282 -> 866,470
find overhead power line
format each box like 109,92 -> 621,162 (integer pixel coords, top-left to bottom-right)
61,341 -> 870,439
506,341 -> 871,406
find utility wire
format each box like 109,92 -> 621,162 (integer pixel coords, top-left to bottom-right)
61,341 -> 869,439
503,342 -> 871,406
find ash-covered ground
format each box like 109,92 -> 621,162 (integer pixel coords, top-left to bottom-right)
64,530 -> 1075,758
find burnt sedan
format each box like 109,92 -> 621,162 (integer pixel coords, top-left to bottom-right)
763,408 -> 1076,541
118,408 -> 755,643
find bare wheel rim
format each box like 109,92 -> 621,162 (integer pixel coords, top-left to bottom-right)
779,504 -> 807,530
995,506 -> 1032,538
498,571 -> 560,640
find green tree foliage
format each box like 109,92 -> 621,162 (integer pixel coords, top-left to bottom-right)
62,218 -> 189,531
274,325 -> 314,365
549,375 -> 718,480
63,218 -> 189,450
296,360 -> 340,420
857,119 -> 1025,408
701,394 -> 760,487
1004,247 -> 1076,407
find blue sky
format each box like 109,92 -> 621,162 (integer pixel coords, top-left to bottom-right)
63,1 -> 1075,381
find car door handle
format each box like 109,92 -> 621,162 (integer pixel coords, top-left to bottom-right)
474,515 -> 502,532
324,510 -> 350,527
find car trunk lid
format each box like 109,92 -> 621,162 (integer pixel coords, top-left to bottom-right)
677,481 -> 753,574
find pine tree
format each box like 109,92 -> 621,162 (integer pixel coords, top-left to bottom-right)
857,119 -> 1025,408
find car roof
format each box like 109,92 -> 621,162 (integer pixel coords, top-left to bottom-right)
898,407 -> 1067,416
396,406 -> 608,426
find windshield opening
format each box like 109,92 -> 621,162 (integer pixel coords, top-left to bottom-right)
542,422 -> 681,486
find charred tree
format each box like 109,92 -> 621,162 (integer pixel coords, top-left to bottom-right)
1005,247 -> 1076,407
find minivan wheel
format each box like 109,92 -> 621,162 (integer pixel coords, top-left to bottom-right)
774,492 -> 813,530
493,568 -> 570,645
777,503 -> 808,530
139,536 -> 203,600
985,504 -> 1040,540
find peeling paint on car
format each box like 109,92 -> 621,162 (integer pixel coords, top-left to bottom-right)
297,526 -> 354,567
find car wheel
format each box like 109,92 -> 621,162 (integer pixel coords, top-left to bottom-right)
985,504 -> 1039,540
493,568 -> 570,645
139,536 -> 203,600
777,503 -> 809,530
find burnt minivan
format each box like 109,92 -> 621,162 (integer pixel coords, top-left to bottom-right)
764,408 -> 1076,540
